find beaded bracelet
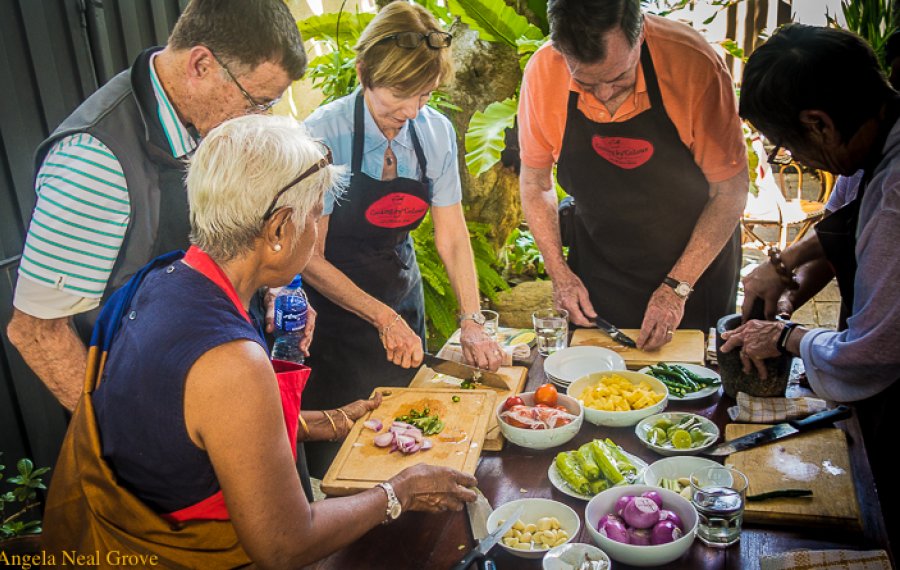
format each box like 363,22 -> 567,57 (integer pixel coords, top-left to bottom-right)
768,247 -> 799,291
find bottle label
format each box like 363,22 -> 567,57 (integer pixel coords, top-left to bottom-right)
275,294 -> 308,333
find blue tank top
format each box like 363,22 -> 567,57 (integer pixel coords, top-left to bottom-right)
93,259 -> 264,513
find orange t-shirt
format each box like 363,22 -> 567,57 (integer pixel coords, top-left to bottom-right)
518,14 -> 746,184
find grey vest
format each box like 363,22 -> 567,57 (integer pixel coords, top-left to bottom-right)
33,48 -> 191,342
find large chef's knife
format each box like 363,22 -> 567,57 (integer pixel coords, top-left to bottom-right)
594,316 -> 637,348
704,405 -> 852,456
451,501 -> 523,570
422,353 -> 509,390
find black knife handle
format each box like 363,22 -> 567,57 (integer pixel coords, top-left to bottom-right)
450,549 -> 485,570
789,405 -> 852,430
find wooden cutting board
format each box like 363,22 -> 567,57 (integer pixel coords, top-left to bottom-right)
321,387 -> 496,496
408,365 -> 528,451
570,329 -> 706,368
724,424 -> 861,529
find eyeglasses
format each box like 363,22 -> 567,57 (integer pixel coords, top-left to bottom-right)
375,31 -> 453,50
262,144 -> 333,222
767,145 -> 794,166
208,48 -> 280,113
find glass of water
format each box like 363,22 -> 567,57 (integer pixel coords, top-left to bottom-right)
481,310 -> 500,339
532,308 -> 569,356
690,466 -> 748,547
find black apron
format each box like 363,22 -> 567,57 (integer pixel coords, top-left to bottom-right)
303,92 -> 431,477
557,42 -> 740,330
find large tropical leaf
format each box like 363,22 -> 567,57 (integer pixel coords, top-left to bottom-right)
414,0 -> 452,25
465,97 -> 518,177
298,12 -> 374,42
447,0 -> 543,46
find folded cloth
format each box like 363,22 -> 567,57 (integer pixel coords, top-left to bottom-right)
439,327 -> 533,366
707,327 -> 717,365
759,549 -> 892,570
727,391 -> 827,423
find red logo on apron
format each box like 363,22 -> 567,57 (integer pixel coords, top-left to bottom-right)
591,135 -> 654,169
365,192 -> 429,228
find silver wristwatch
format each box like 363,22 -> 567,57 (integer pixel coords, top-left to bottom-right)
662,276 -> 693,300
377,482 -> 401,524
458,311 -> 485,326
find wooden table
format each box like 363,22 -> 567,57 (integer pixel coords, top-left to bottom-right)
307,354 -> 893,570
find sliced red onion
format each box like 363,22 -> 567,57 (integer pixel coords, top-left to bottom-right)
373,432 -> 394,447
363,419 -> 383,432
392,421 -> 416,431
422,439 -> 433,450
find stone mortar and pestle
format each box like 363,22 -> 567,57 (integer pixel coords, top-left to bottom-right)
715,299 -> 792,398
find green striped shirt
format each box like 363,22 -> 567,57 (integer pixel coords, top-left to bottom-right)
17,54 -> 198,300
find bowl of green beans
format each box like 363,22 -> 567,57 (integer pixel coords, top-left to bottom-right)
637,363 -> 721,400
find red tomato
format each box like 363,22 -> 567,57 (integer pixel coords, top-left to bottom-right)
503,395 -> 525,411
534,383 -> 558,407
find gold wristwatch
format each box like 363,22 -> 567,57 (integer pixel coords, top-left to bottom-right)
377,482 -> 401,524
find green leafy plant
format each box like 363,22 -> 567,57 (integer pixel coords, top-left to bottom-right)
412,215 -> 508,349
0,454 -> 49,538
827,0 -> 895,70
500,226 -> 549,283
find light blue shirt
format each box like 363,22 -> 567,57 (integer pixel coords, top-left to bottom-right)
304,88 -> 462,215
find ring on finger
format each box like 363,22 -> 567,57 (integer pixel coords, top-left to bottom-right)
666,329 -> 673,337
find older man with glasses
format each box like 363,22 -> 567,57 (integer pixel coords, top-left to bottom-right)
7,0 -> 307,412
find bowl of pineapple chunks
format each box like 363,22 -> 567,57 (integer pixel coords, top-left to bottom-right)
568,370 -> 668,427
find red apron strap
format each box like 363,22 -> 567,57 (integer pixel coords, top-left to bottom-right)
165,247 -> 310,523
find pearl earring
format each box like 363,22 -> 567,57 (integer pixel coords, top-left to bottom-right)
273,243 -> 282,252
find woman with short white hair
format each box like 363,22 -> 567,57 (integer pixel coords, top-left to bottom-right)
42,114 -> 477,568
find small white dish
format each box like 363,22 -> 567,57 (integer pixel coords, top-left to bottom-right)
634,412 -> 720,457
636,363 -> 721,401
548,450 -> 648,500
567,371 -> 668,427
487,498 -> 580,560
641,456 -> 726,488
544,346 -> 627,383
543,542 -> 612,570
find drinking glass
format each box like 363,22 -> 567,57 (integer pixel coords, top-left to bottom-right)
690,466 -> 749,547
481,310 -> 500,339
532,309 -> 569,356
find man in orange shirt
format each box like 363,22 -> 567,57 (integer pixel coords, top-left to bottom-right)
519,0 -> 748,349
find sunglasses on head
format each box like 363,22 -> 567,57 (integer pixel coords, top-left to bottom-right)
375,31 -> 452,50
262,144 -> 333,222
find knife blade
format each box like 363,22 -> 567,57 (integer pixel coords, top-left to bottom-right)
451,504 -> 524,570
703,405 -> 852,456
466,489 -> 492,541
594,316 -> 637,348
422,353 -> 509,390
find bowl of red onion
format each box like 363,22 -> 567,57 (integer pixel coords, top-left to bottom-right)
585,484 -> 697,567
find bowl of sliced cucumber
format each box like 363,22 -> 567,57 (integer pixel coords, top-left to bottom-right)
635,412 -> 719,457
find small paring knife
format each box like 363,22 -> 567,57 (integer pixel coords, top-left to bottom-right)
703,405 -> 852,456
451,500 -> 523,570
594,316 -> 637,348
422,353 -> 509,390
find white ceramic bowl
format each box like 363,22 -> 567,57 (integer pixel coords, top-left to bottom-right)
567,371 -> 668,427
641,456 -> 725,489
585,484 -> 698,567
487,498 -> 581,560
544,346 -> 627,382
543,542 -> 612,570
496,391 -> 583,450
634,412 -> 720,456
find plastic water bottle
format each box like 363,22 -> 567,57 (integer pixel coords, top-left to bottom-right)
272,275 -> 308,363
